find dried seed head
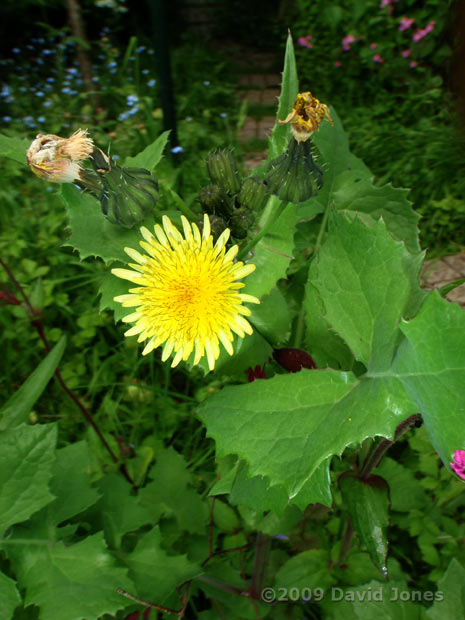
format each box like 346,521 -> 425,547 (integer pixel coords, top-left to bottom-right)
278,92 -> 332,142
27,129 -> 95,183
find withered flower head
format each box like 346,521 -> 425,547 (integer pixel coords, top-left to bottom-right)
27,129 -> 94,183
278,92 -> 332,142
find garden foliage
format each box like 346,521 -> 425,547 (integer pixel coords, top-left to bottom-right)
1,34 -> 465,620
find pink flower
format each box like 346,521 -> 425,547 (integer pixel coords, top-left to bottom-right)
399,17 -> 414,31
401,49 -> 411,58
409,60 -> 418,68
334,60 -> 342,67
413,21 -> 435,43
298,35 -> 313,49
450,450 -> 465,480
373,54 -> 384,64
370,43 -> 377,50
342,34 -> 356,51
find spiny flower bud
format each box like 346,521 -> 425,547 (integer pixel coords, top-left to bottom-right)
198,184 -> 229,215
27,129 -> 95,183
238,177 -> 271,212
229,205 -> 255,239
98,162 -> 160,228
265,138 -> 323,203
278,91 -> 332,142
206,149 -> 242,195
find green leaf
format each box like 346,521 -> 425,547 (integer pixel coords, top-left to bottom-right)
0,134 -> 29,165
0,337 -> 66,430
61,184 -> 151,262
139,447 -> 205,534
0,424 -> 57,534
311,107 -> 371,214
334,176 -> 420,254
392,292 -> 465,473
13,533 -> 132,620
339,473 -> 390,576
275,549 -> 334,591
268,33 -> 299,160
198,370 -> 415,499
308,214 -> 424,371
96,473 -> 152,549
249,286 -> 290,346
46,441 -> 100,526
197,327 -> 273,378
374,457 -> 428,512
124,130 -> 170,171
244,200 -> 299,299
98,267 -> 132,321
125,526 -> 201,602
324,580 -> 424,619
0,571 -> 22,619
426,559 -> 465,620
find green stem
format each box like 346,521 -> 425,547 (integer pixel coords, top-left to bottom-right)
293,305 -> 305,349
314,200 -> 333,255
237,200 -> 289,261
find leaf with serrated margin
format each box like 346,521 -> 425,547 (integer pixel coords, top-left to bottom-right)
125,526 -> 201,602
307,214 -> 425,372
426,559 -> 465,620
11,533 -> 132,620
124,130 -> 170,171
198,369 -> 415,499
392,292 -> 465,474
334,175 -> 420,254
61,185 -> 145,262
0,424 -> 56,534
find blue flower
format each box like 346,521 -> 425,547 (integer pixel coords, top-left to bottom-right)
171,145 -> 183,154
136,46 -> 146,53
36,91 -> 45,97
37,116 -> 46,123
46,77 -> 55,83
203,80 -> 210,86
12,48 -> 20,53
219,112 -> 227,118
2,116 -> 12,122
67,67 -> 79,75
112,154 -> 120,160
185,117 -> 193,122
147,79 -> 156,88
42,49 -> 53,56
126,94 -> 139,106
142,69 -> 149,75
43,101 -> 53,108
108,61 -> 117,69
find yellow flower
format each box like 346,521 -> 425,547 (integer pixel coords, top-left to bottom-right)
26,129 -> 94,183
112,214 -> 260,371
278,92 -> 332,142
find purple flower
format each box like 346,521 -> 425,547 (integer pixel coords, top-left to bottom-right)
298,35 -> 313,49
370,43 -> 377,50
373,54 -> 384,64
401,49 -> 411,58
450,450 -> 465,480
399,17 -> 414,31
409,60 -> 418,68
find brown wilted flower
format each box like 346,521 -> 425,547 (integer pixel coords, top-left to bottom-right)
278,92 -> 332,142
26,129 -> 95,183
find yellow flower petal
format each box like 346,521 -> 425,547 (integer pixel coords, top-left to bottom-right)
112,214 -> 259,370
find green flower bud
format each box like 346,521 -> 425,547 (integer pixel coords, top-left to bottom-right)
265,138 -> 323,203
229,206 -> 256,239
198,184 -> 229,215
206,149 -> 242,195
98,162 -> 160,228
238,177 -> 271,212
